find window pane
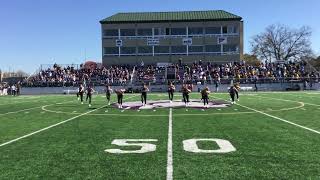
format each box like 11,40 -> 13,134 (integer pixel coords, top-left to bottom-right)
189,46 -> 203,53
205,27 -> 221,34
137,29 -> 152,36
172,46 -> 186,53
166,28 -> 170,35
121,47 -> 136,54
227,26 -> 236,34
104,47 -> 119,55
205,45 -> 220,52
223,44 -> 238,52
171,28 -> 186,35
222,26 -> 228,34
120,29 -> 135,36
104,29 -> 118,36
138,46 -> 152,54
154,28 -> 160,35
154,46 -> 169,53
188,27 -> 203,35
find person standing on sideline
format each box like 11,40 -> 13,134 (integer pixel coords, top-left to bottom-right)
11,84 -> 16,96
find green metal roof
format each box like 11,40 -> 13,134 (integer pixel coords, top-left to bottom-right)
100,10 -> 242,24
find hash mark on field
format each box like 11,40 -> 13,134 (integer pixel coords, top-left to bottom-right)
218,109 -> 221,111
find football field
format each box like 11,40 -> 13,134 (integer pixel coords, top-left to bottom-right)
0,91 -> 320,179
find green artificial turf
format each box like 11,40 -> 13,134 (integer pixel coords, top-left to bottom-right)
0,92 -> 320,179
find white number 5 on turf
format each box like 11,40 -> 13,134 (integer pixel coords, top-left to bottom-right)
183,139 -> 236,153
105,139 -> 158,154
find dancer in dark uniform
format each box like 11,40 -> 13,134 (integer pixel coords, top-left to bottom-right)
115,88 -> 125,109
86,85 -> 94,107
234,83 -> 240,101
228,85 -> 237,104
78,84 -> 85,104
182,84 -> 191,107
105,84 -> 112,105
168,82 -> 175,103
201,87 -> 210,108
141,84 -> 149,106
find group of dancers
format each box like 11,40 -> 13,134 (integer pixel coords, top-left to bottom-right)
76,84 -> 94,107
76,82 -> 240,108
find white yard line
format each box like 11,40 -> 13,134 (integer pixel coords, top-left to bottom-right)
0,106 -> 105,147
167,108 -> 173,180
0,95 -> 137,148
237,103 -> 320,135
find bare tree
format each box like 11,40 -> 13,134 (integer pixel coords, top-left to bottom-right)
251,24 -> 312,62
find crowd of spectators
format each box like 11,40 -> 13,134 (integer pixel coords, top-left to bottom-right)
0,82 -> 21,96
25,64 -> 133,87
174,60 -> 320,84
22,61 -> 320,87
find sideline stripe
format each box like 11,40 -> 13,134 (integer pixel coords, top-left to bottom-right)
237,103 -> 320,135
0,95 -> 137,147
166,108 -> 173,180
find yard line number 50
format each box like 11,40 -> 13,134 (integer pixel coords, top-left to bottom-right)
105,138 -> 236,154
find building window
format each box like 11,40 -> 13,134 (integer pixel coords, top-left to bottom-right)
104,29 -> 118,36
121,47 -> 136,54
154,28 -> 165,36
154,46 -> 170,54
138,46 -> 152,54
223,44 -> 238,52
227,26 -> 238,33
171,46 -> 187,53
137,29 -> 152,36
120,29 -> 135,36
205,45 -> 221,52
205,27 -> 221,34
104,47 -> 119,55
222,26 -> 228,34
165,28 -> 170,35
171,28 -> 186,35
188,27 -> 203,35
189,46 -> 203,53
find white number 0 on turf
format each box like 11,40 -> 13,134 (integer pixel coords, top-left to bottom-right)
105,139 -> 158,154
105,138 -> 236,154
183,138 -> 236,153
